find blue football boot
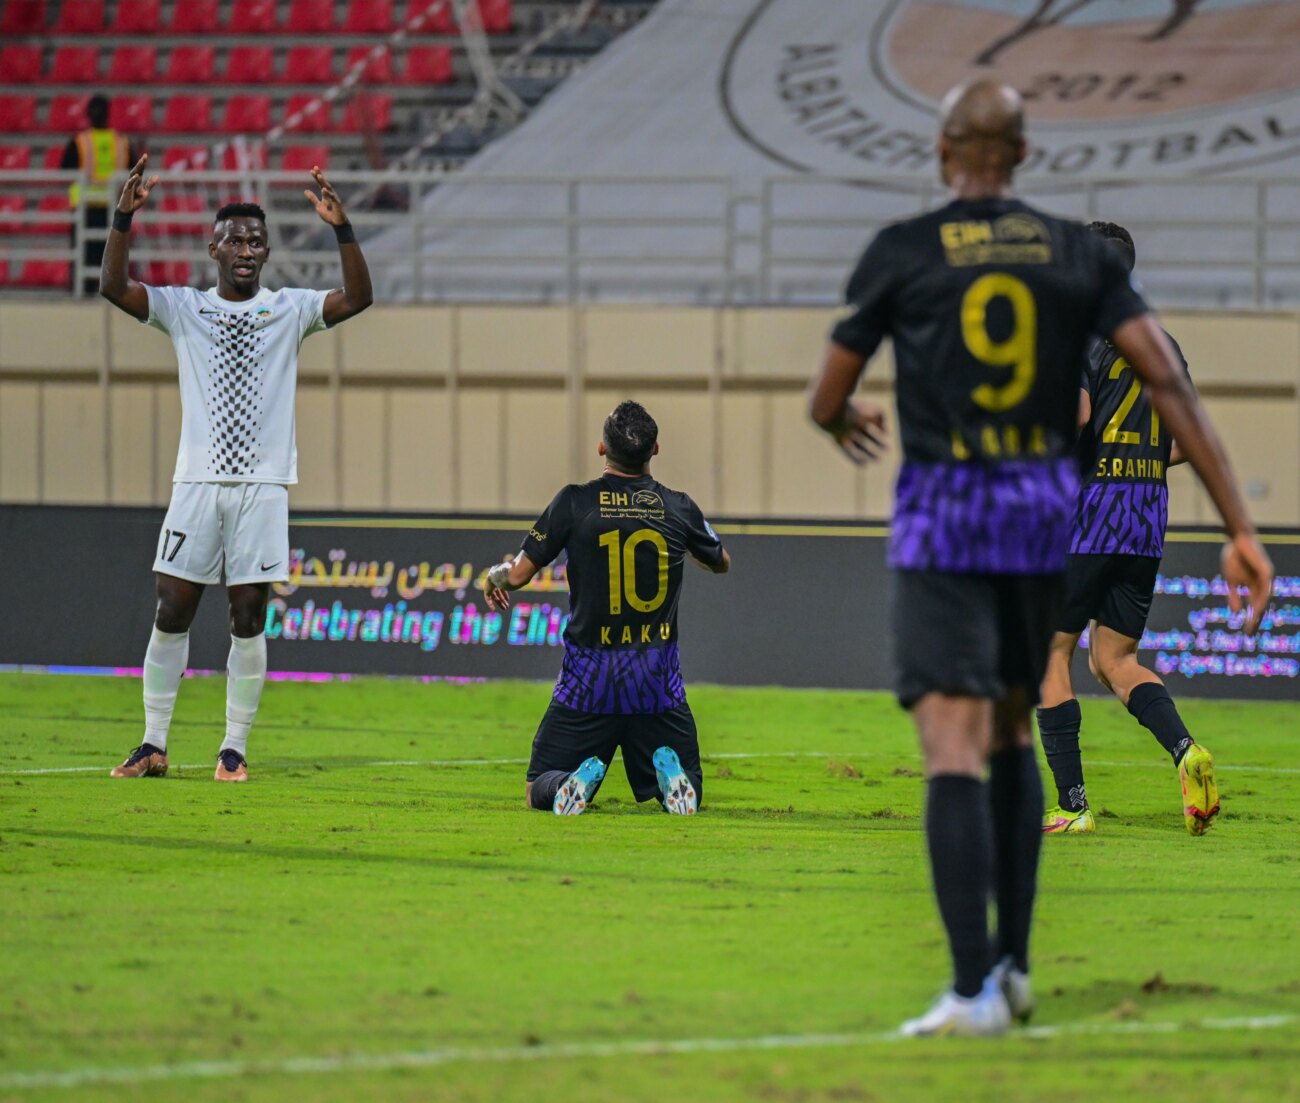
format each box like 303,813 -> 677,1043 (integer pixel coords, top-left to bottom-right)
653,746 -> 698,815
553,756 -> 606,816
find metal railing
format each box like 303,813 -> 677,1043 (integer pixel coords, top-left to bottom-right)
3,169 -> 1300,310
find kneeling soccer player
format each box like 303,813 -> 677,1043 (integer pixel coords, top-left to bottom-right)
99,156 -> 372,781
484,401 -> 730,815
1039,222 -> 1217,837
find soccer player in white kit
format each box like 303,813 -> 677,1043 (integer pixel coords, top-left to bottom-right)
99,154 -> 373,781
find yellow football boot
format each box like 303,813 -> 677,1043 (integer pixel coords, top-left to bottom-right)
1179,743 -> 1219,835
1042,805 -> 1096,834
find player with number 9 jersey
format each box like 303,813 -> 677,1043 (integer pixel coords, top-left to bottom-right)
831,203 -> 1147,584
483,401 -> 730,816
810,81 -> 1270,1039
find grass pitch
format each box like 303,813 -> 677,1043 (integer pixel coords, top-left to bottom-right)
1,673 -> 1297,1103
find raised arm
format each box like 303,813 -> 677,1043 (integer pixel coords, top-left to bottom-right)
304,167 -> 373,326
1111,314 -> 1273,630
99,153 -> 158,321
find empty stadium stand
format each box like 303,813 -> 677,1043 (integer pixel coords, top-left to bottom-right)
0,0 -> 663,290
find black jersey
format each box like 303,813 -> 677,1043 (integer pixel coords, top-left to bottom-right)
831,197 -> 1149,574
1070,332 -> 1188,558
521,473 -> 725,714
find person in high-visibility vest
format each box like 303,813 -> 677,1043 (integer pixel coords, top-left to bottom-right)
61,95 -> 134,293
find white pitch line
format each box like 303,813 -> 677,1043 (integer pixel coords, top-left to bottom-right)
0,1014 -> 1292,1091
4,751 -> 1300,777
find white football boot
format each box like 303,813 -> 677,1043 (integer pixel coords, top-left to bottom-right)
991,956 -> 1034,1023
899,976 -> 1012,1038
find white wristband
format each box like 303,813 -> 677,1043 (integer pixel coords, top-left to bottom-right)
487,563 -> 511,589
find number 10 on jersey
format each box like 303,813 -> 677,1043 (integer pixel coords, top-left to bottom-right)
599,529 -> 668,615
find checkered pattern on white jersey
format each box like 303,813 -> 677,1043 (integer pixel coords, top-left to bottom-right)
144,285 -> 329,484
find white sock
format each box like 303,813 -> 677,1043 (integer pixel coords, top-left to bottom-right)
222,633 -> 267,758
142,628 -> 189,751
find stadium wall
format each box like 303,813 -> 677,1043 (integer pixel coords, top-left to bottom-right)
0,301 -> 1298,525
2,505 -> 1297,701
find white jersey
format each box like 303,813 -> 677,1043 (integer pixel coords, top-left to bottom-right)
144,284 -> 329,484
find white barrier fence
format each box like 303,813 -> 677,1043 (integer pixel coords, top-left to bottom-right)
3,169 -> 1299,309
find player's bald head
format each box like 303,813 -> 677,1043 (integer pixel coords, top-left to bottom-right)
938,81 -> 1026,181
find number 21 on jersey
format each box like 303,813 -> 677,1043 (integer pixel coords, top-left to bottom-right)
1103,357 -> 1161,446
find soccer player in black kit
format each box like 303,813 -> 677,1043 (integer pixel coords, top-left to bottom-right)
483,401 -> 730,815
809,82 -> 1272,1036
1039,222 -> 1216,837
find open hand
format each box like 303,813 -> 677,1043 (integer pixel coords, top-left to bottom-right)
1222,532 -> 1274,634
483,578 -> 511,613
117,154 -> 159,214
303,167 -> 348,226
833,400 -> 890,465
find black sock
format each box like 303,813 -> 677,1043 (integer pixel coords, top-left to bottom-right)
529,770 -> 570,810
1127,683 -> 1193,764
1036,699 -> 1086,810
989,747 -> 1043,975
925,775 -> 992,998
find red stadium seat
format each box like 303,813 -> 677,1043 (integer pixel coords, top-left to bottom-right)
145,261 -> 192,286
225,0 -> 278,33
0,96 -> 39,133
43,144 -> 64,168
478,0 -> 511,33
0,196 -> 24,235
114,0 -> 161,33
161,95 -> 213,134
110,96 -> 153,132
17,259 -> 72,287
162,46 -> 215,85
282,46 -> 335,85
280,144 -> 329,172
169,0 -> 218,33
345,46 -> 392,83
341,93 -> 391,133
225,46 -> 274,86
283,96 -> 332,133
44,95 -> 90,134
222,95 -> 271,134
50,46 -> 100,84
52,0 -> 103,33
0,257 -> 8,285
158,193 -> 206,236
0,46 -> 43,85
0,145 -> 33,170
162,145 -> 210,171
283,0 -> 333,33
107,46 -> 158,84
0,0 -> 45,35
220,141 -> 267,171
407,0 -> 455,33
401,45 -> 453,85
35,192 -> 69,234
342,0 -> 392,33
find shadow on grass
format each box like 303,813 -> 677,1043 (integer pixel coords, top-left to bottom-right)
2,826 -> 936,898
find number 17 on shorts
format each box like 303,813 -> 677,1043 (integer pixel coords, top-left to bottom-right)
152,482 -> 290,586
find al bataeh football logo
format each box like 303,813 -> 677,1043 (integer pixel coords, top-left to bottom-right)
721,0 -> 1300,186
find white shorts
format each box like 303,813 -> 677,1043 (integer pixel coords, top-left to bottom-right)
154,482 -> 290,586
